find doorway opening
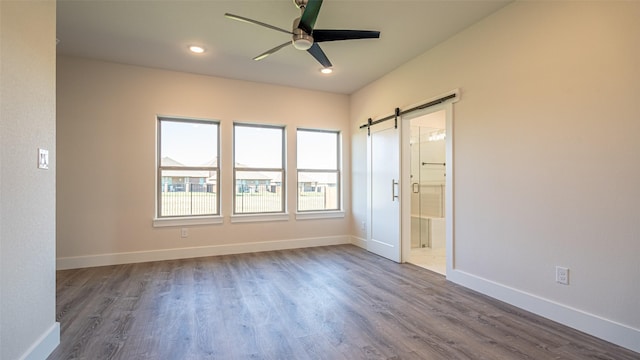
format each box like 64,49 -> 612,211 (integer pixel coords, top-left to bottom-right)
401,106 -> 450,276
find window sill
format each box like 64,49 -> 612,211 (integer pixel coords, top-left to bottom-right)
295,211 -> 345,220
230,213 -> 289,223
153,215 -> 223,227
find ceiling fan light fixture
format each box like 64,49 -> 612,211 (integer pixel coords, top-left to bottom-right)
320,67 -> 333,74
292,29 -> 313,50
293,38 -> 312,50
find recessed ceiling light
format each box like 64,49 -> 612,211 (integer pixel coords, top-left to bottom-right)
320,67 -> 333,74
189,45 -> 205,54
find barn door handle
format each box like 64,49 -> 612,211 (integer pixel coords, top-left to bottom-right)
392,179 -> 399,201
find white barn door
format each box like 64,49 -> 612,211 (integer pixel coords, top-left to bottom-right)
367,120 -> 401,262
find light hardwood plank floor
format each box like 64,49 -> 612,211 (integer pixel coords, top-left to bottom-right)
48,245 -> 638,360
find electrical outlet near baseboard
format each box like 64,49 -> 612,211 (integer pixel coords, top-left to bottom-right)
556,266 -> 569,285
180,228 -> 188,238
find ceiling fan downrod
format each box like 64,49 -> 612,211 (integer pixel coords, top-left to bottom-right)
294,0 -> 308,10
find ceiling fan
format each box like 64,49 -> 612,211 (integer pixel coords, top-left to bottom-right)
225,0 -> 380,68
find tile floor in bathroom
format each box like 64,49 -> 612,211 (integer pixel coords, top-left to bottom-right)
408,247 -> 446,275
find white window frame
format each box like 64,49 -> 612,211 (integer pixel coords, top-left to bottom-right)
232,123 -> 286,217
154,116 -> 221,226
296,128 -> 342,216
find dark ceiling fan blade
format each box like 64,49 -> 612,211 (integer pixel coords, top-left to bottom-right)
307,43 -> 332,68
298,0 -> 323,34
224,13 -> 292,35
253,42 -> 292,61
313,29 -> 380,42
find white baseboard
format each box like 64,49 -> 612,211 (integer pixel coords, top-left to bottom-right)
447,269 -> 640,354
20,322 -> 60,360
350,235 -> 367,249
57,236 -> 351,270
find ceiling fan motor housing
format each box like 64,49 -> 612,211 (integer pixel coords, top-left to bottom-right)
292,18 -> 313,50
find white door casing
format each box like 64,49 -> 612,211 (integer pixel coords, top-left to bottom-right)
400,98 -> 456,273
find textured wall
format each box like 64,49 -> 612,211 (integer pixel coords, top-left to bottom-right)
0,1 -> 58,359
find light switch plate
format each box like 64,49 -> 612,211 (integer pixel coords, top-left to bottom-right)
38,148 -> 49,169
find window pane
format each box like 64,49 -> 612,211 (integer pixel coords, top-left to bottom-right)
160,170 -> 217,216
235,171 -> 283,213
297,130 -> 337,170
234,125 -> 283,168
161,120 -> 218,167
298,172 -> 338,211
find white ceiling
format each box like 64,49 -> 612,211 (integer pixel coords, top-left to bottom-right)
56,0 -> 511,94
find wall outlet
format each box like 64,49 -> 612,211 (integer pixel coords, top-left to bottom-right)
556,266 -> 569,285
361,221 -> 366,230
180,228 -> 188,238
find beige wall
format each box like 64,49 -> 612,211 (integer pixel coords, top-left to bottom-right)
57,56 -> 351,264
351,1 -> 639,351
0,1 -> 59,359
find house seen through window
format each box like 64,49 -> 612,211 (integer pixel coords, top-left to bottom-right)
234,123 -> 285,214
297,129 -> 340,211
157,117 -> 219,217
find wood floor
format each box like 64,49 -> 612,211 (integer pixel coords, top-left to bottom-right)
49,245 -> 638,360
